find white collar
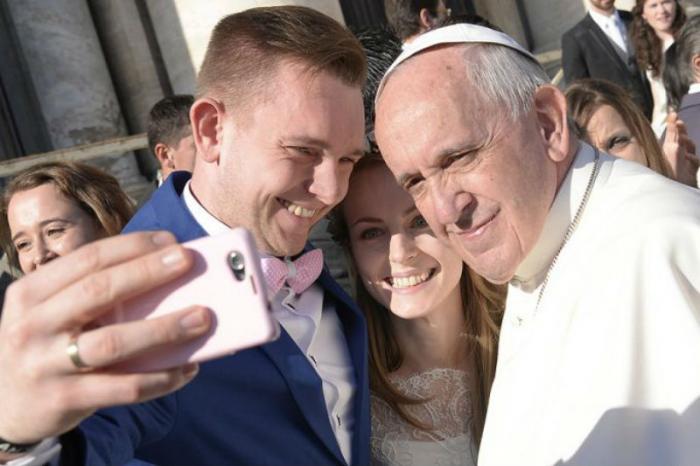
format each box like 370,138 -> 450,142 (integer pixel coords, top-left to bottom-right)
589,8 -> 621,27
181,180 -> 231,236
512,143 -> 599,287
689,83 -> 700,95
663,37 -> 674,52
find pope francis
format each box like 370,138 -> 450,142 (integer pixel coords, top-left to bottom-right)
375,24 -> 700,466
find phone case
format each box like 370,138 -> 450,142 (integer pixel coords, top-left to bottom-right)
108,228 -> 279,372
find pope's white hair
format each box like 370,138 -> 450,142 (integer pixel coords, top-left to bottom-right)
459,43 -> 548,121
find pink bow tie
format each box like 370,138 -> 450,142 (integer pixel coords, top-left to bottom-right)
261,249 -> 323,297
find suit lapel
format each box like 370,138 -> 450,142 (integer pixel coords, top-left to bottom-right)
148,172 -> 208,242
583,14 -> 631,76
259,329 -> 346,464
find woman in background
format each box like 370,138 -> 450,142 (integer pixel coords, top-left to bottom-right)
567,78 -> 698,187
331,152 -> 503,466
0,161 -> 134,274
631,0 -> 687,134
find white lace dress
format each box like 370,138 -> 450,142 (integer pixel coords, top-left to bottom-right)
370,368 -> 477,466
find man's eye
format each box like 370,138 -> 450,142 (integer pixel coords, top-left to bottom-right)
443,151 -> 476,169
340,156 -> 360,165
288,146 -> 315,157
360,228 -> 384,240
403,177 -> 425,195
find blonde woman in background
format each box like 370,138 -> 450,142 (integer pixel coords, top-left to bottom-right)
0,161 -> 134,275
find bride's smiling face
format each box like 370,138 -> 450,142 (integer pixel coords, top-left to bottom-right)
342,161 -> 463,319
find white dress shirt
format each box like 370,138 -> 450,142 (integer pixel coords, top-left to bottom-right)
479,144 -> 700,465
589,8 -> 628,55
182,181 -> 356,464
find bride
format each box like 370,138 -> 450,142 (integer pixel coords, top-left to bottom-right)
331,153 -> 504,466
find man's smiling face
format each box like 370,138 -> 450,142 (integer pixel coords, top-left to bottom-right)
211,61 -> 366,256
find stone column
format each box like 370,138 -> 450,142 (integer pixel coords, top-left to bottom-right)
5,0 -> 146,191
89,0 -> 169,178
472,0 -> 530,48
145,0 -> 346,93
516,0 -> 585,53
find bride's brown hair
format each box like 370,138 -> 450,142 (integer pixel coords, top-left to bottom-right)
329,154 -> 504,445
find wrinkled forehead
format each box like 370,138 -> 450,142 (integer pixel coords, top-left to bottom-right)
374,46 -> 477,141
377,45 -> 468,102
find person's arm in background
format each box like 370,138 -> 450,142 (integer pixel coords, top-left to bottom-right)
0,232 -> 211,465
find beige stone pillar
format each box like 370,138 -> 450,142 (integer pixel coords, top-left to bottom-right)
5,0 -> 146,190
89,0 -> 166,133
89,0 -> 168,177
517,0 -> 585,53
472,0 -> 530,48
145,0 -> 346,93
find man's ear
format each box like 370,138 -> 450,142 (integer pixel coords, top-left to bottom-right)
692,53 -> 700,83
419,8 -> 435,30
534,85 -> 570,163
153,143 -> 174,169
190,97 -> 226,164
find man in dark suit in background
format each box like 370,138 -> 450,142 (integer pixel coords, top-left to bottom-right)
562,0 -> 653,119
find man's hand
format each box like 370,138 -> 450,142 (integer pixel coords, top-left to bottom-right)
663,112 -> 699,187
0,231 -> 211,451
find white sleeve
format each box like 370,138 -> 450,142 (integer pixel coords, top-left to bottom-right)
5,438 -> 60,466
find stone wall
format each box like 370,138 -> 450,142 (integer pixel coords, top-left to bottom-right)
145,0 -> 345,95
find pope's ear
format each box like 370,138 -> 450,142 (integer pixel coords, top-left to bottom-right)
190,97 -> 225,164
534,85 -> 570,163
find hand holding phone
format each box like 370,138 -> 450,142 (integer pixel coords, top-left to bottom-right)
106,228 -> 279,372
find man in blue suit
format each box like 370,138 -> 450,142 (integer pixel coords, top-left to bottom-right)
73,6 -> 369,465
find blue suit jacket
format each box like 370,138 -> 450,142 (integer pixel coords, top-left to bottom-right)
75,172 -> 370,465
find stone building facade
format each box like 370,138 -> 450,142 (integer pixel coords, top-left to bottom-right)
3,0 -> 699,167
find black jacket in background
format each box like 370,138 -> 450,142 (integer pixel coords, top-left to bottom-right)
562,11 -> 653,119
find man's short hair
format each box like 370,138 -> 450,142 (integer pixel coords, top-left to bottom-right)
147,94 -> 194,155
197,6 -> 367,110
384,0 -> 442,41
674,15 -> 700,93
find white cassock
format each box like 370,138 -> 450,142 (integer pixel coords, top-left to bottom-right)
479,143 -> 700,466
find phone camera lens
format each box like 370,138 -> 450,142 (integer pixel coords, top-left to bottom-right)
228,251 -> 246,281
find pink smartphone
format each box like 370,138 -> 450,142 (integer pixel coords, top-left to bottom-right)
107,228 -> 279,372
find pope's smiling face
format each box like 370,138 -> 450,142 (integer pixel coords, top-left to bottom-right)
375,46 -> 567,284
